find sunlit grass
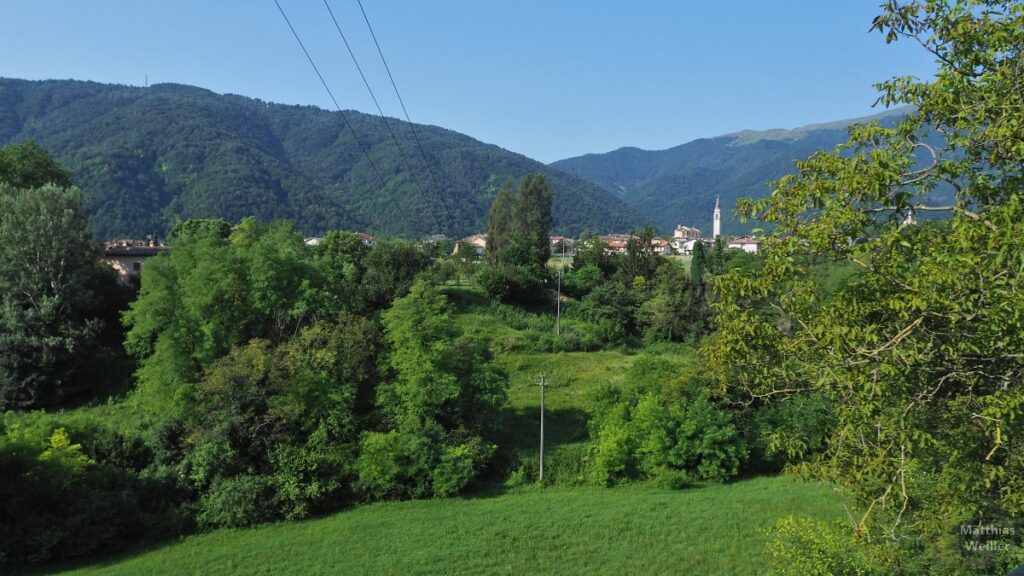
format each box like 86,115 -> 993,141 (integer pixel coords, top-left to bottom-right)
53,476 -> 842,576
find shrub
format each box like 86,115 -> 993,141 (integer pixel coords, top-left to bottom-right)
749,394 -> 834,471
768,516 -> 876,576
476,263 -> 547,304
0,426 -> 182,566
587,357 -> 746,486
197,474 -> 278,528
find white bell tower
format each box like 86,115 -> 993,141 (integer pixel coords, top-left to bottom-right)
712,196 -> 721,239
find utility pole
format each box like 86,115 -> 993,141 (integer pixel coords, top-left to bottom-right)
555,241 -> 563,336
538,372 -> 547,483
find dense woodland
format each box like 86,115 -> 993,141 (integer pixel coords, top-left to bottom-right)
0,78 -> 646,240
2,1 -> 1023,574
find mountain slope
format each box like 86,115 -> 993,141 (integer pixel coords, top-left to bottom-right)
551,109 -> 912,234
0,78 -> 647,239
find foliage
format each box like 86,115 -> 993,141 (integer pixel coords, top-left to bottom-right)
588,356 -> 746,486
481,175 -> 554,303
357,280 -> 506,499
749,394 -> 834,472
180,314 -> 380,527
0,139 -> 73,189
0,178 -> 119,409
768,516 -> 878,576
359,240 -> 432,310
0,425 -> 180,566
703,2 -> 1024,573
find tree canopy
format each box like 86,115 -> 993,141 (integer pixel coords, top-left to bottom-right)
705,1 -> 1024,572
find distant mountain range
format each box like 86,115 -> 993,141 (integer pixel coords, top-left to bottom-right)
550,108 -> 910,234
0,78 -> 647,239
1,77 -> 925,240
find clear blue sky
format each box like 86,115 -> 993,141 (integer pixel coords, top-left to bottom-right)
0,1 -> 936,163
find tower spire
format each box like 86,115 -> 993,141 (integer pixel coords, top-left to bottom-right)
713,196 -> 721,239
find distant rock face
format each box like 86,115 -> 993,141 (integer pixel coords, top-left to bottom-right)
550,108 -> 916,235
0,78 -> 648,239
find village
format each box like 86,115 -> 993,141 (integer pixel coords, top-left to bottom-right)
102,197 -> 759,287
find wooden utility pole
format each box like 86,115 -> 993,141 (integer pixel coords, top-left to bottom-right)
538,372 -> 547,482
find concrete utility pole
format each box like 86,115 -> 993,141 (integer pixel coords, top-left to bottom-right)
556,241 -> 564,336
538,372 -> 548,482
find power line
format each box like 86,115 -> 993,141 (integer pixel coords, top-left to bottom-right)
353,0 -> 456,229
322,0 -> 447,233
272,0 -> 412,234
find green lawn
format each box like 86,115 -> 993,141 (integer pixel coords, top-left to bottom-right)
51,475 -> 842,576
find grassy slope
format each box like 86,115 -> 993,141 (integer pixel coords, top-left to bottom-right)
53,476 -> 842,576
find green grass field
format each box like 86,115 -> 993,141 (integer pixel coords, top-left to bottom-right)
51,475 -> 842,576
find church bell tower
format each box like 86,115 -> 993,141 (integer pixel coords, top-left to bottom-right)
713,196 -> 721,239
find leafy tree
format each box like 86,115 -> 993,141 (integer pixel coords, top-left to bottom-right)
571,231 -> 615,277
124,218 -> 317,413
182,314 -> 381,527
0,183 -> 115,409
639,260 -> 692,342
620,225 -> 660,284
357,279 -> 506,499
0,140 -> 73,190
588,356 -> 745,487
705,2 -> 1024,572
485,174 -> 554,272
360,240 -> 432,310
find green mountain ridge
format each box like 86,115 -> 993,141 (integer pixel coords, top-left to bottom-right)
0,77 -> 648,239
550,107 -> 915,234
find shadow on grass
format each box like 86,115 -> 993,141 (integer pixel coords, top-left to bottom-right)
493,405 -> 590,452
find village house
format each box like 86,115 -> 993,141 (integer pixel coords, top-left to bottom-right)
727,235 -> 760,254
677,237 -> 710,256
102,239 -> 169,288
453,233 -> 487,257
673,225 -> 701,242
651,239 -> 673,255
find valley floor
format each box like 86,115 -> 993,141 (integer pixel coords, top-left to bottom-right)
49,475 -> 841,576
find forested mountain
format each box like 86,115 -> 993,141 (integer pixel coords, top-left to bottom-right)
0,78 -> 647,239
550,108 -> 914,234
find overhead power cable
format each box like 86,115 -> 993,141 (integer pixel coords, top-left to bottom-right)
272,0 -> 412,233
322,0 -> 449,232
353,0 -> 456,227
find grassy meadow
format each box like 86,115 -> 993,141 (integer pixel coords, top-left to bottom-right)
50,476 -> 842,576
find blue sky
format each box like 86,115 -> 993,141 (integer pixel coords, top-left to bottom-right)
0,1 -> 936,162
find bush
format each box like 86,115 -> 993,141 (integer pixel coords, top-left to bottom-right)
197,474 -> 278,528
768,516 -> 877,576
563,264 -> 603,297
749,394 -> 834,471
587,357 -> 746,486
476,263 -> 547,304
0,426 -> 183,566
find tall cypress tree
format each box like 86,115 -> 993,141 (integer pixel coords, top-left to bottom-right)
485,180 -> 515,264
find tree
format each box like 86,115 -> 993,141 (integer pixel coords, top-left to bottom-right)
485,174 -> 554,272
0,140 -> 73,190
123,218 -> 317,414
0,181 -> 114,409
704,2 -> 1024,572
357,279 -> 506,499
484,180 -> 515,264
